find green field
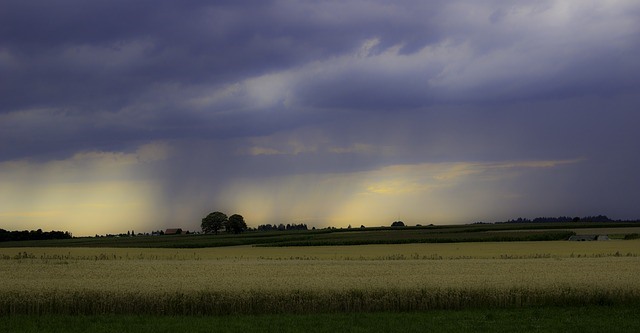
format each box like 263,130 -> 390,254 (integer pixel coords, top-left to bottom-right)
3,305 -> 640,333
1,238 -> 639,260
1,224 -> 639,331
2,221 -> 638,248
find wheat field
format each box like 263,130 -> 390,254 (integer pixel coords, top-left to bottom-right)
2,239 -> 639,260
1,240 -> 639,315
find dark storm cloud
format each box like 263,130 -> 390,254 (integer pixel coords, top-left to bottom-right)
2,0 -> 640,231
1,0 -> 448,161
1,0 -> 638,160
0,0 -> 442,112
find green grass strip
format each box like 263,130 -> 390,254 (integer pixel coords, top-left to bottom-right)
2,305 -> 640,333
2,288 -> 639,316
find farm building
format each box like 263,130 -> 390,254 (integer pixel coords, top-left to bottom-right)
568,235 -> 609,241
164,228 -> 183,235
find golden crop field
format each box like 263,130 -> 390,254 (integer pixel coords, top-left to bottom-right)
2,239 -> 639,260
1,240 -> 639,315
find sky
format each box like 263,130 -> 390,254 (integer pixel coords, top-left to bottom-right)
1,0 -> 640,236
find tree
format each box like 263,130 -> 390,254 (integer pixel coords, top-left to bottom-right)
201,211 -> 228,234
227,214 -> 247,234
391,221 -> 405,227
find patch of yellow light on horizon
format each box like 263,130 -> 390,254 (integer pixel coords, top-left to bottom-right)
3,174 -> 151,228
359,163 -> 463,196
328,158 -> 583,227
0,143 -> 168,235
221,157 -> 583,228
0,210 -> 64,219
1,180 -> 160,235
364,159 -> 583,193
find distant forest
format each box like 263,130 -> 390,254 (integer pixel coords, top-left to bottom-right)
257,223 -> 309,231
492,215 -> 640,224
0,229 -> 72,242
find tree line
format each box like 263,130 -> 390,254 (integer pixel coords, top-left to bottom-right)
201,211 -> 247,234
257,223 -> 309,231
501,215 -> 617,223
0,229 -> 72,242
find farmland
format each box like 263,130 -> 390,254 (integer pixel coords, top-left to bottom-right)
1,226 -> 639,331
1,240 -> 639,316
1,238 -> 639,260
2,221 -> 638,248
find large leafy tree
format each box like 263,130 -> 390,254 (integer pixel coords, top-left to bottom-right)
201,211 -> 228,234
391,221 -> 405,227
227,214 -> 247,234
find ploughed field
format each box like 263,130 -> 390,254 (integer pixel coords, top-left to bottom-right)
1,240 -> 639,315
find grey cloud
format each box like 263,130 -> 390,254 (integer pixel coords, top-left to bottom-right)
1,1 -> 640,228
0,1 -> 449,112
